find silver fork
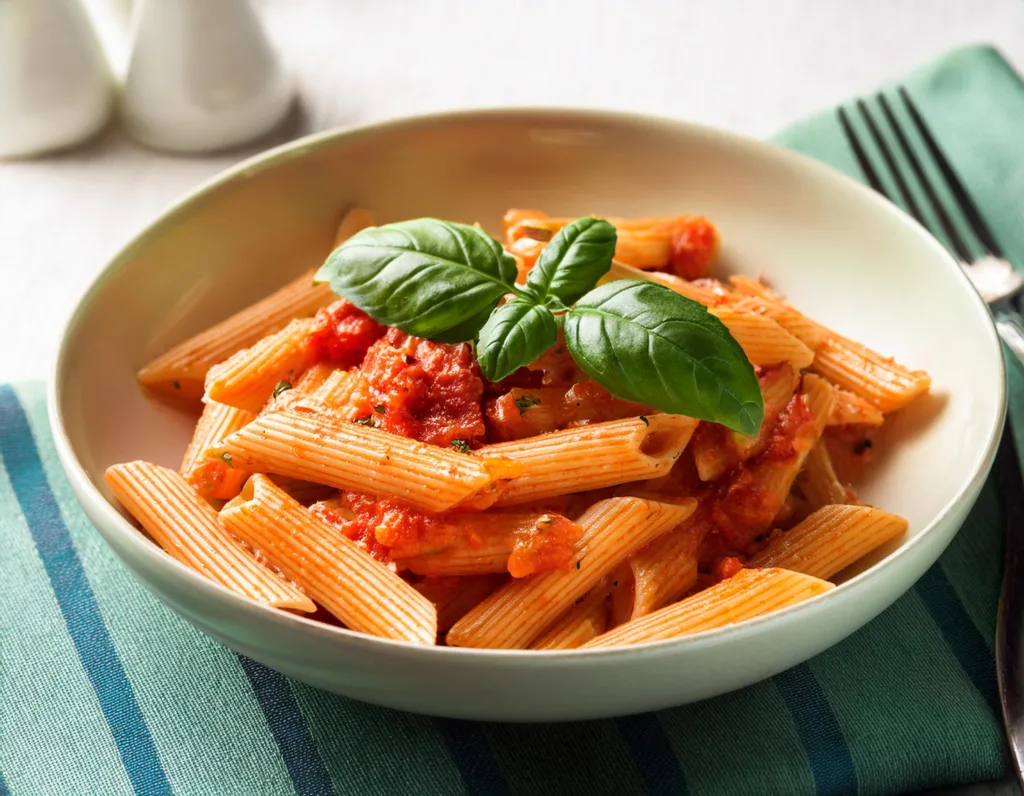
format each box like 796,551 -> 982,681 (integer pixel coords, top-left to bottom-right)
837,88 -> 1024,789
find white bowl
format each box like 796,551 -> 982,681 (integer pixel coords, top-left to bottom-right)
49,109 -> 1005,721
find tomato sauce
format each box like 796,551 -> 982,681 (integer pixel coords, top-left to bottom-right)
668,216 -> 719,280
309,298 -> 386,367
484,379 -> 649,442
359,329 -> 486,447
507,515 -> 582,578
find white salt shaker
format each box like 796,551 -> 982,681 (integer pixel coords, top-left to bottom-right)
120,0 -> 293,153
0,0 -> 114,159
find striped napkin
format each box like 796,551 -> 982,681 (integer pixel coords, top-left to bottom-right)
2,44 -> 1020,796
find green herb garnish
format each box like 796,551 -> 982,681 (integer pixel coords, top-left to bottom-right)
450,439 -> 471,454
172,381 -> 181,390
219,452 -> 233,469
272,380 -> 293,399
575,560 -> 582,571
354,415 -> 376,427
374,404 -> 387,414
315,216 -> 763,434
639,415 -> 649,426
514,394 -> 542,416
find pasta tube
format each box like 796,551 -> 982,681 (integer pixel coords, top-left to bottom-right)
220,475 -> 436,643
447,496 -> 696,649
105,462 -> 314,612
583,568 -> 833,648
748,504 -> 907,579
479,415 -> 698,506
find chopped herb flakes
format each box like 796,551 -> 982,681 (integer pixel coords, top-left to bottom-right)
172,381 -> 181,390
450,439 -> 471,454
354,415 -> 376,427
639,415 -> 649,426
515,394 -> 542,416
272,380 -> 293,399
374,404 -> 387,414
219,452 -> 234,468
575,560 -> 581,570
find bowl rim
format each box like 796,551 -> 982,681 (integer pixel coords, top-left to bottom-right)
48,105 -> 1008,661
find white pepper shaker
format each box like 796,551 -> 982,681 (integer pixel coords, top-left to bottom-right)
120,0 -> 293,153
0,0 -> 114,159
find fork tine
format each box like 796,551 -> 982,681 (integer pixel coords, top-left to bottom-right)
899,86 -> 1005,258
855,100 -> 926,222
875,92 -> 973,261
836,107 -> 890,198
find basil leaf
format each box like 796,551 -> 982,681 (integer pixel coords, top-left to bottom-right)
563,280 -> 763,435
476,299 -> 558,383
314,218 -> 517,338
431,305 -> 495,344
526,217 -> 616,306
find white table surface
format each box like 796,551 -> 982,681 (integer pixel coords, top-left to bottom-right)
2,1 -> 1023,792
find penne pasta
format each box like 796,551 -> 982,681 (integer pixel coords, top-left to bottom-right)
812,335 -> 931,413
603,260 -> 725,305
105,462 -> 315,612
583,568 -> 834,648
261,362 -> 336,414
748,504 -> 907,579
531,583 -> 611,650
137,270 -> 333,398
479,415 -> 698,506
797,440 -> 850,510
180,401 -> 255,501
506,212 -> 719,278
308,367 -> 371,413
828,387 -> 885,427
398,513 -> 581,577
447,496 -> 696,649
204,318 -> 319,413
216,408 -> 518,513
117,207 -> 929,650
627,514 -> 706,620
709,307 -> 814,369
220,475 -> 436,643
413,575 -> 506,634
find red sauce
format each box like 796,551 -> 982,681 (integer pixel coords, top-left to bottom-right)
668,217 -> 719,280
507,515 -> 582,578
705,392 -> 819,552
708,556 -> 744,584
308,298 -> 387,367
758,394 -> 815,464
359,329 -> 485,447
325,492 -> 459,560
484,379 -> 649,442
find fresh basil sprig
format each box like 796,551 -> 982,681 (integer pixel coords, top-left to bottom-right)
315,219 -> 517,339
315,216 -> 763,434
564,280 -> 764,435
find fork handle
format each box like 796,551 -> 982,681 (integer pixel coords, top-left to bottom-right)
997,314 -> 1024,371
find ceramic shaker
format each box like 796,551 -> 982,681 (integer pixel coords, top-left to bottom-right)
120,0 -> 293,153
0,0 -> 114,158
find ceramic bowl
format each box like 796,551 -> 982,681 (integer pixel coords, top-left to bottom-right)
49,109 -> 1005,721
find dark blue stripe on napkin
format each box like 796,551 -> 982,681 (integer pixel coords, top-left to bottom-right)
434,718 -> 511,795
774,663 -> 858,795
0,765 -> 10,796
915,564 -> 1000,715
615,714 -> 691,795
0,386 -> 172,796
237,656 -> 334,796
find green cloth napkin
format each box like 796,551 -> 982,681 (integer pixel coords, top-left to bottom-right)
2,44 -> 1021,796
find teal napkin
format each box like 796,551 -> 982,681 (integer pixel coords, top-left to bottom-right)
1,45 -> 1019,796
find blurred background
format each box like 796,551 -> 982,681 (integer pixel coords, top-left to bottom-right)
2,0 -> 1023,382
